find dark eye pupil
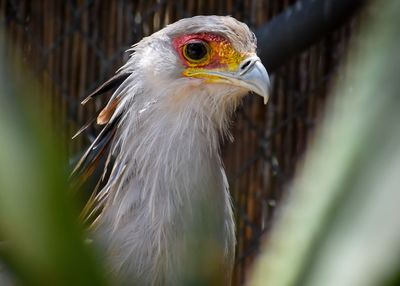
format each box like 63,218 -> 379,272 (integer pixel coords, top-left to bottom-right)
185,42 -> 207,61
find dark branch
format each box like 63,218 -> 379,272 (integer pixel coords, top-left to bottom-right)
255,0 -> 368,72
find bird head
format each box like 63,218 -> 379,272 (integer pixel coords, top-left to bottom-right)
78,16 -> 271,167
124,16 -> 270,112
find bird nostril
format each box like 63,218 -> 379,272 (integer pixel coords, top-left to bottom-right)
240,60 -> 252,70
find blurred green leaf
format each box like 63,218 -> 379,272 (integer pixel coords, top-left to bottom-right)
248,1 -> 400,286
0,31 -> 108,286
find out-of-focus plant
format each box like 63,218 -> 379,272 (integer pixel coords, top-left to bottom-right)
0,31 -> 108,286
248,1 -> 400,286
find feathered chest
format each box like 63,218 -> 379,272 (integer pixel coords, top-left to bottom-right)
92,103 -> 235,285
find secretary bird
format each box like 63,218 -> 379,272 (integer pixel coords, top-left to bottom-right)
73,15 -> 270,285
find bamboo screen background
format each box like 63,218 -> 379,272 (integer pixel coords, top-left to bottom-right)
1,1 -> 357,284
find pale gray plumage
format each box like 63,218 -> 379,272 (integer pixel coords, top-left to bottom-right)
75,15 -> 269,285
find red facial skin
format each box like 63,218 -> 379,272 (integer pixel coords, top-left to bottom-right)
172,33 -> 228,69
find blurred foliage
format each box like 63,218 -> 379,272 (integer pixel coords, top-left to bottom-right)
0,31 -> 108,285
1,0 -> 400,285
249,1 -> 400,286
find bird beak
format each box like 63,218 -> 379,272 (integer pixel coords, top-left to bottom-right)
235,56 -> 270,104
198,56 -> 270,104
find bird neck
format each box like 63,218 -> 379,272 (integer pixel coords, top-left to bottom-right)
118,87 -> 229,208
100,79 -> 239,225
94,80 -> 237,284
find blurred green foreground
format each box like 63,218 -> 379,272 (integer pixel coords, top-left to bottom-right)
0,32 -> 107,285
1,0 -> 400,285
249,1 -> 400,285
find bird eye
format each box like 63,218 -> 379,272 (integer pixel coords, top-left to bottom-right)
183,41 -> 209,63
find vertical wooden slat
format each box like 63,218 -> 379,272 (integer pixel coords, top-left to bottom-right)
77,0 -> 89,149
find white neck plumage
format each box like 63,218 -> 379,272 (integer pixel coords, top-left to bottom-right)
93,76 -> 238,285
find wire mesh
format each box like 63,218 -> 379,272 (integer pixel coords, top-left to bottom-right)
0,0 -> 358,284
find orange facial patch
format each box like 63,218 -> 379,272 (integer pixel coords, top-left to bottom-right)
172,33 -> 247,79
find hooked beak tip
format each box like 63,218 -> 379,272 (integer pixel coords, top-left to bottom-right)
239,57 -> 270,104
